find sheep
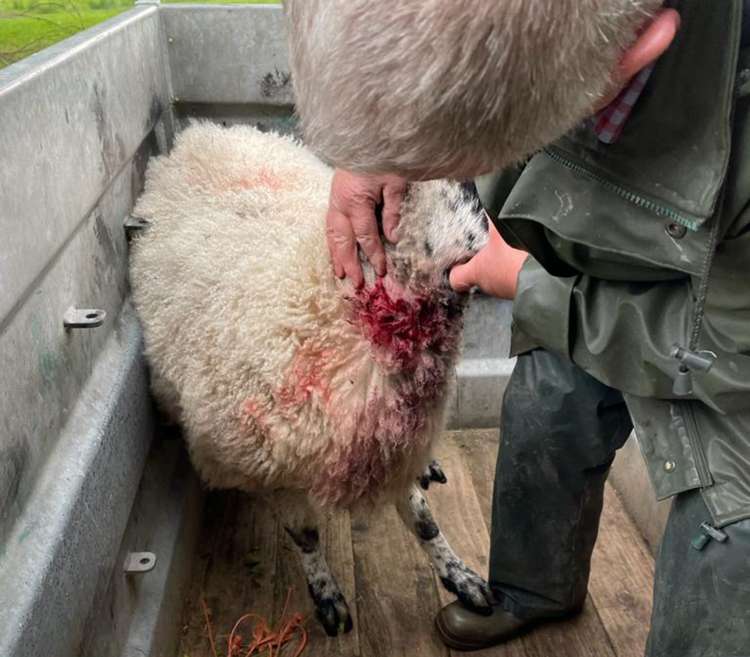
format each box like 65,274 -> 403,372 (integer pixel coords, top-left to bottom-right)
129,122 -> 493,636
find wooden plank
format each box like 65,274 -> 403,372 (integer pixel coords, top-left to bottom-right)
433,433 -> 618,657
589,485 -> 655,657
271,507 -> 361,657
452,428 -> 500,527
350,503 -> 450,657
520,595 -> 616,657
178,490 -> 279,657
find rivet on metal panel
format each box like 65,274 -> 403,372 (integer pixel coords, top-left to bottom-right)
124,214 -> 150,238
63,307 -> 106,329
123,551 -> 157,574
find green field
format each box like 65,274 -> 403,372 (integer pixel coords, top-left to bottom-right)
0,0 -> 280,68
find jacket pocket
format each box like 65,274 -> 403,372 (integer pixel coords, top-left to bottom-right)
499,150 -> 714,280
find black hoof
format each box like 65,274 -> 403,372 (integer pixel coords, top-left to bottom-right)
419,460 -> 448,489
429,460 -> 448,484
440,568 -> 494,616
314,596 -> 353,637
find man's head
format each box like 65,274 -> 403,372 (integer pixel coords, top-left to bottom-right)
284,0 -> 672,179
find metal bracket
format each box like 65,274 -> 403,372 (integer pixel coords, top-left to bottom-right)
124,215 -> 150,239
63,307 -> 106,329
123,551 -> 157,574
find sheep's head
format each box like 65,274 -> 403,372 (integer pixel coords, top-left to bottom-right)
385,180 -> 489,291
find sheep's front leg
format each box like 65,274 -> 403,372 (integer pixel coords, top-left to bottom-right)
397,484 -> 494,614
282,497 -> 353,637
418,459 -> 448,490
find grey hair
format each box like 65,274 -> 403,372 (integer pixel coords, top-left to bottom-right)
284,0 -> 662,177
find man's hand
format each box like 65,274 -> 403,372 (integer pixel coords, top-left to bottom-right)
326,170 -> 408,288
449,222 -> 528,300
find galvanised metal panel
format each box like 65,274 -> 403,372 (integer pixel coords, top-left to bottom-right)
0,306 -> 155,657
77,437 -> 203,657
161,4 -> 293,106
0,6 -> 170,326
450,297 -> 513,428
0,10 -> 174,653
174,100 -> 298,135
0,133 -> 159,540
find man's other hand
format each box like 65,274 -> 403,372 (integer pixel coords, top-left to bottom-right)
326,169 -> 408,288
449,222 -> 528,300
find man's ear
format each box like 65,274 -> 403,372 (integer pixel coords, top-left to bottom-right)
595,8 -> 680,110
617,8 -> 681,84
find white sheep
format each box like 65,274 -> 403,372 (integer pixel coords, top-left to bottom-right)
129,122 -> 492,635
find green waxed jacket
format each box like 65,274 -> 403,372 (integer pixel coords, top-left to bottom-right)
478,0 -> 750,527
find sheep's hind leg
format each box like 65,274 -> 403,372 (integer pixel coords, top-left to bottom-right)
397,484 -> 494,614
282,496 -> 353,637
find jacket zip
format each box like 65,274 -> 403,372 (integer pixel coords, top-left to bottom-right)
543,147 -> 701,231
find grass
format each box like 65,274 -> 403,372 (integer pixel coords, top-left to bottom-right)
0,0 -> 280,68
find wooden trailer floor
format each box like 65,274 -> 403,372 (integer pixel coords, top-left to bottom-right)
178,430 -> 655,657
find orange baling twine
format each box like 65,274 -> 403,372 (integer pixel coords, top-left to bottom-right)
200,588 -> 309,657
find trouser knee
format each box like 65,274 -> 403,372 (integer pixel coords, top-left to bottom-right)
489,350 -> 632,616
500,349 -> 632,474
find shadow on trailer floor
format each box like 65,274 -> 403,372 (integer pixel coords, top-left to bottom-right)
178,430 -> 654,657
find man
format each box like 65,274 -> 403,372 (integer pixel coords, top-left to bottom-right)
284,2 -> 750,655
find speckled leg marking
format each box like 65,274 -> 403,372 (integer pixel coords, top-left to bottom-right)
397,484 -> 493,614
284,524 -> 353,637
418,459 -> 448,490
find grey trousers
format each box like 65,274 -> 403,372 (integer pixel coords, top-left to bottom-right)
490,349 -> 750,657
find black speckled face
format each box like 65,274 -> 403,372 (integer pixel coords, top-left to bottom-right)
424,181 -> 488,264
389,179 -> 489,288
457,181 -> 483,215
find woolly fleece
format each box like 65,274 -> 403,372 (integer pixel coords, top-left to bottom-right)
129,123 -> 486,509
